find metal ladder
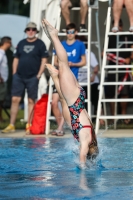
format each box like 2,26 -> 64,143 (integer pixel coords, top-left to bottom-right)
95,1 -> 133,134
45,0 -> 102,135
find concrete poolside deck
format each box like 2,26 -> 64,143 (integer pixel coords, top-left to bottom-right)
0,129 -> 133,138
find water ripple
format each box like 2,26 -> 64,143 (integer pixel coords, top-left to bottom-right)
0,137 -> 133,199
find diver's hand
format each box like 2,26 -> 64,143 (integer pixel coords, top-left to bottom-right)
79,163 -> 87,170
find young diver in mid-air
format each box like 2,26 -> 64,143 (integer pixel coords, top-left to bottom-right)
42,19 -> 99,168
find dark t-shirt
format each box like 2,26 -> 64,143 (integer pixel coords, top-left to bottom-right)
108,35 -> 133,78
14,38 -> 49,78
108,35 -> 133,64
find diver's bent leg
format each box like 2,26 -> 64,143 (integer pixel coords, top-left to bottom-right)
50,71 -> 71,127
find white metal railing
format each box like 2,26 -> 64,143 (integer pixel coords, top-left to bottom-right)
95,2 -> 133,134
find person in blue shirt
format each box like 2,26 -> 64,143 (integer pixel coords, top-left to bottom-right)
51,23 -> 86,136
54,23 -> 86,79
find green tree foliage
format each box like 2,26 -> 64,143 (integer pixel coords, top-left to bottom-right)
0,0 -> 30,17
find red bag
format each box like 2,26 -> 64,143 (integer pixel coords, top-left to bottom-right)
30,94 -> 48,134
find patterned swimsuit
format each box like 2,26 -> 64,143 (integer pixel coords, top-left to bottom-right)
68,87 -> 92,142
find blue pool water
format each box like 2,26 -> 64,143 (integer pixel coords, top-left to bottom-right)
0,137 -> 133,200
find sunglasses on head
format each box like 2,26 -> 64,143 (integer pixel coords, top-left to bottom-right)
26,28 -> 37,32
66,30 -> 75,34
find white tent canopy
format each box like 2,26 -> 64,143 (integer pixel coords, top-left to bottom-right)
29,0 -> 61,49
0,14 -> 29,48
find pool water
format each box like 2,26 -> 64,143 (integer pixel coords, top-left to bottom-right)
0,137 -> 133,200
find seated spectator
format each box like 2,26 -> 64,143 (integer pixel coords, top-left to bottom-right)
112,0 -> 133,32
0,36 -> 12,122
61,0 -> 88,32
105,19 -> 133,124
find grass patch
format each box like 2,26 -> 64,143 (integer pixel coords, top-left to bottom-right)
98,119 -> 133,130
1,109 -> 133,131
0,109 -> 26,129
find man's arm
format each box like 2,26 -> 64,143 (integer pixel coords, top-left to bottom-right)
90,52 -> 99,82
124,57 -> 130,64
12,57 -> 19,74
91,65 -> 99,82
37,58 -> 47,79
68,55 -> 86,67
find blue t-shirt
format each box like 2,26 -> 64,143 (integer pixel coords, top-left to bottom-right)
14,38 -> 49,78
54,40 -> 85,79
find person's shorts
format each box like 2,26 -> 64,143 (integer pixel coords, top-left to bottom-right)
71,0 -> 80,7
70,0 -> 94,6
0,82 -> 7,101
11,73 -> 39,100
105,74 -> 130,98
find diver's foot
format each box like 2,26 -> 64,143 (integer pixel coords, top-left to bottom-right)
45,64 -> 59,77
42,19 -> 58,40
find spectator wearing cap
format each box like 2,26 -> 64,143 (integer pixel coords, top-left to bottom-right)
2,22 -> 49,134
